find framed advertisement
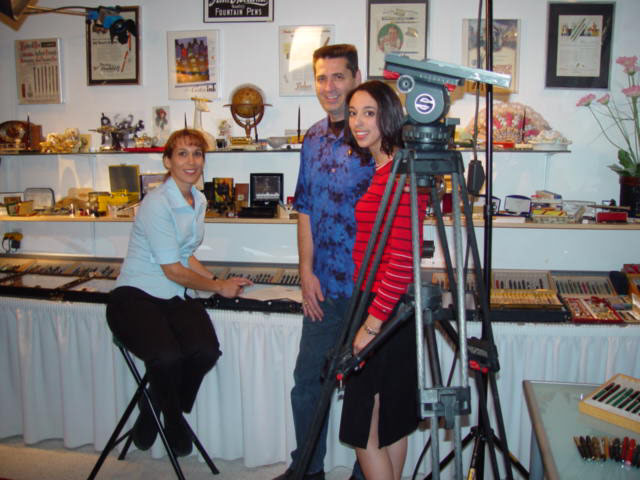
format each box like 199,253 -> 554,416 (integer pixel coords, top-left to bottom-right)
86,6 -> 139,85
167,30 -> 221,100
462,19 -> 520,93
367,0 -> 428,79
15,38 -> 63,104
279,25 -> 334,97
204,0 -> 273,23
545,2 -> 614,89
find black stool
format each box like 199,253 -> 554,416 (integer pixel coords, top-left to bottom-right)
87,340 -> 219,479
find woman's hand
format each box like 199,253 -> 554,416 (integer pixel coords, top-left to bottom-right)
353,315 -> 383,355
216,276 -> 253,298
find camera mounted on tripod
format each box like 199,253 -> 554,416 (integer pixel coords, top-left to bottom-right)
384,54 -> 511,152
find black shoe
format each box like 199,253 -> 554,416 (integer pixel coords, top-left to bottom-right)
131,392 -> 158,450
273,469 -> 325,480
165,415 -> 192,457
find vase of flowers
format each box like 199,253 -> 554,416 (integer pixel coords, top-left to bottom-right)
577,55 -> 640,216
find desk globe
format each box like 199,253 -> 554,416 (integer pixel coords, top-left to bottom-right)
225,84 -> 270,139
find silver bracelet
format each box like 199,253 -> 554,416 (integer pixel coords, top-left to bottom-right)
364,324 -> 380,336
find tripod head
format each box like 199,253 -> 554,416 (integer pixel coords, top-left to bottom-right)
384,54 -> 511,151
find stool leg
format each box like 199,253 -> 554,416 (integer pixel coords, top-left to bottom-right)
87,380 -> 140,480
184,419 -> 220,474
120,346 -> 187,480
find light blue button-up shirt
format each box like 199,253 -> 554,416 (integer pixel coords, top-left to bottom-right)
116,176 -> 206,299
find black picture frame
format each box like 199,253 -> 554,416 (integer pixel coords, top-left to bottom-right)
367,0 -> 428,79
545,2 -> 614,89
86,6 -> 140,85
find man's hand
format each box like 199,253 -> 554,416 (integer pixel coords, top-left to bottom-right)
300,270 -> 324,321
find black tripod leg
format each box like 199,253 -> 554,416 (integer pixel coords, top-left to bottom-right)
473,370 -> 500,480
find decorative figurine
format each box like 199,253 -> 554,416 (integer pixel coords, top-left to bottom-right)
190,97 -> 216,150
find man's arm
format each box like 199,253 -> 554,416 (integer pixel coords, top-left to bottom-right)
297,212 -> 324,320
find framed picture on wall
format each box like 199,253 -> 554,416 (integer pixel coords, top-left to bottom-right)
545,2 -> 614,89
462,19 -> 520,93
367,0 -> 428,79
167,30 -> 221,100
204,0 -> 273,22
15,38 -> 63,104
86,6 -> 139,85
278,25 -> 334,96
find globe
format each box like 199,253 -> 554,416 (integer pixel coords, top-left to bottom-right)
225,84 -> 270,138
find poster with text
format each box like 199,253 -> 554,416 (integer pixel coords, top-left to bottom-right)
15,38 -> 63,104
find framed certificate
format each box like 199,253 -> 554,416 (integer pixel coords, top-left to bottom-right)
367,0 -> 428,79
545,2 -> 614,88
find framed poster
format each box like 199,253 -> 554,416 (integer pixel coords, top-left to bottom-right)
86,6 -> 139,85
462,19 -> 520,93
15,38 -> 63,104
367,0 -> 428,79
204,0 -> 273,23
545,2 -> 614,89
279,25 -> 334,97
167,30 -> 221,100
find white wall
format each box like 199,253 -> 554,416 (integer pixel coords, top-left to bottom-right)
1,0 -> 640,267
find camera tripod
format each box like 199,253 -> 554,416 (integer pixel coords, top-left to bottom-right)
287,55 -> 521,480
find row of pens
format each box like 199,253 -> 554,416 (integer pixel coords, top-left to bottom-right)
573,435 -> 640,467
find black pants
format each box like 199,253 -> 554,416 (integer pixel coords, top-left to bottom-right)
107,286 -> 221,423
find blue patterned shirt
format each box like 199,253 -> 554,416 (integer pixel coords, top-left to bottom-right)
293,117 -> 374,299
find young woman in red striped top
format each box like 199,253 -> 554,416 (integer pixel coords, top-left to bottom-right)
338,80 -> 428,480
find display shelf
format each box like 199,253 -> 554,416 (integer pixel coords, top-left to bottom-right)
0,148 -> 301,157
1,214 -> 637,230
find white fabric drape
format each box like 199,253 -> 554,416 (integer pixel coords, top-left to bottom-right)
1,297 -> 639,477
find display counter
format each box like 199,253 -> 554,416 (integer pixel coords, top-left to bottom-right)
1,296 -> 639,477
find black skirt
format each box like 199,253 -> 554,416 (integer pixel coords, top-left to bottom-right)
339,304 -> 420,449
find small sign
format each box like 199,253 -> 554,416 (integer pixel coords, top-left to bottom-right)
204,0 -> 273,23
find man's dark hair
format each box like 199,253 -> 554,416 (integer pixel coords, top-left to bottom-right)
344,80 -> 404,162
312,44 -> 359,76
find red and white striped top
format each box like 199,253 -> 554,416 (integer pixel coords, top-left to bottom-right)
352,161 -> 428,321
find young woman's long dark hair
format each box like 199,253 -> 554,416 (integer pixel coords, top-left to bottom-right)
344,80 -> 405,164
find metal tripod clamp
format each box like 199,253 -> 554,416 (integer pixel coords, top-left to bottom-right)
421,385 -> 471,429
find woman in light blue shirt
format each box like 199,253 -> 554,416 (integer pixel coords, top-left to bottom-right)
107,129 -> 251,457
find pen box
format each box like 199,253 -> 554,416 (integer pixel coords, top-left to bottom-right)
578,373 -> 640,434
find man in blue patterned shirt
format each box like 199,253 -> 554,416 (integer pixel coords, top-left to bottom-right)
276,44 -> 374,480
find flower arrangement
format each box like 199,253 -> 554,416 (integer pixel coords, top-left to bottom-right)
577,56 -> 640,178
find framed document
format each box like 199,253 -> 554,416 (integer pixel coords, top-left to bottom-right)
167,30 -> 221,100
86,6 -> 139,85
204,0 -> 273,23
462,19 -> 520,93
367,0 -> 428,79
279,25 -> 334,97
15,38 -> 63,104
545,2 -> 614,89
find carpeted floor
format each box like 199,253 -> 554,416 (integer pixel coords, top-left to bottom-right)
0,436 -> 351,480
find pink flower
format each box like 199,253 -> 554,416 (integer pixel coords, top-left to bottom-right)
622,85 -> 640,98
617,56 -> 639,74
597,94 -> 610,105
577,93 -> 596,106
